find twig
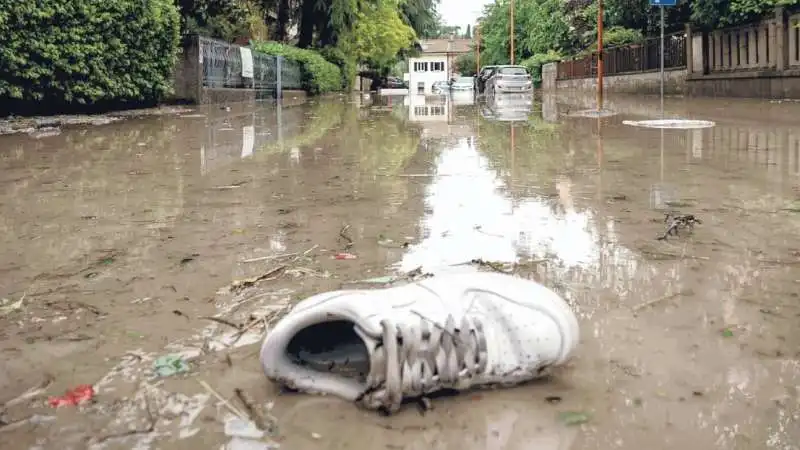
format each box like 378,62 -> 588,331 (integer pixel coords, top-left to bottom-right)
1,373 -> 53,410
632,291 -> 687,312
234,388 -> 271,431
241,252 -> 299,263
757,258 -> 800,266
339,225 -> 354,250
0,416 -> 32,434
197,380 -> 248,421
200,316 -> 241,330
230,316 -> 267,345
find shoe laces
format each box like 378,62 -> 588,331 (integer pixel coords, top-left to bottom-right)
356,313 -> 489,413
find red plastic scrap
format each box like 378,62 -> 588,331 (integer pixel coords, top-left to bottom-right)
48,384 -> 95,407
333,252 -> 357,260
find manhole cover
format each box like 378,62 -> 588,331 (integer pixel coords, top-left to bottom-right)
623,119 -> 715,129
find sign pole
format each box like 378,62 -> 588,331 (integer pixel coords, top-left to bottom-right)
660,5 -> 665,118
597,0 -> 604,112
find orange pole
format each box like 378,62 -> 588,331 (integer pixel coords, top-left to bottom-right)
510,0 -> 515,64
596,0 -> 604,110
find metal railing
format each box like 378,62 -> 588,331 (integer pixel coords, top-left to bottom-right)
557,32 -> 687,80
198,36 -> 303,93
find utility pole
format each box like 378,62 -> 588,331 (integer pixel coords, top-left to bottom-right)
510,0 -> 515,64
476,23 -> 481,73
596,0 -> 604,111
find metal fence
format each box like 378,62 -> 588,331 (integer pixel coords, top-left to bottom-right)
557,32 -> 687,80
198,36 -> 303,93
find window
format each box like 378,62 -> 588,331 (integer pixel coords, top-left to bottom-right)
414,61 -> 428,72
431,61 -> 445,72
416,82 -> 424,94
429,106 -> 445,116
414,106 -> 428,116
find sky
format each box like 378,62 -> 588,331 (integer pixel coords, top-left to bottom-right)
438,0 -> 492,28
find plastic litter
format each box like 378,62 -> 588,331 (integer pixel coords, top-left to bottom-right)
48,384 -> 94,407
225,417 -> 265,440
333,252 -> 357,260
153,354 -> 190,377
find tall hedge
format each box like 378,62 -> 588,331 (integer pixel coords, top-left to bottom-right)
251,41 -> 342,94
0,0 -> 180,110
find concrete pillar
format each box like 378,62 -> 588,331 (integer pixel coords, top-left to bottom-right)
775,7 -> 787,71
768,17 -> 778,68
759,24 -> 769,68
748,27 -> 758,67
738,30 -> 748,67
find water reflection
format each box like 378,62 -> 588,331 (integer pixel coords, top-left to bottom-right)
481,93 -> 533,122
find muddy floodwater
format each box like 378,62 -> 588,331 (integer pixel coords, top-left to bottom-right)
1,92 -> 799,450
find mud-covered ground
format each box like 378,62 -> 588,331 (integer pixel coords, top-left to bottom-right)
1,93 -> 799,450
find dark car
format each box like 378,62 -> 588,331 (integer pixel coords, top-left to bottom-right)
384,76 -> 407,89
475,65 -> 498,95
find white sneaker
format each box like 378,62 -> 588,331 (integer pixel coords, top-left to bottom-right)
259,272 -> 580,414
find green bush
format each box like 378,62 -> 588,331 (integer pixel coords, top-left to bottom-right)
0,0 -> 180,109
520,51 -> 562,86
251,41 -> 342,94
319,46 -> 356,91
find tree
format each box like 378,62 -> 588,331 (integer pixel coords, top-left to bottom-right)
465,24 -> 472,38
343,0 -> 416,70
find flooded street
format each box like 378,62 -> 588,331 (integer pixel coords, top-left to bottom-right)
1,92 -> 799,450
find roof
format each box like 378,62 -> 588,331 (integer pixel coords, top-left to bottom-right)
418,39 -> 472,54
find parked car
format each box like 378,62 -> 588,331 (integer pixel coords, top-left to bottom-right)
475,65 -> 497,95
431,81 -> 449,94
487,65 -> 533,94
450,76 -> 474,91
384,76 -> 407,89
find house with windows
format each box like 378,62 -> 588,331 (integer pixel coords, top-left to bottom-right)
405,38 -> 472,95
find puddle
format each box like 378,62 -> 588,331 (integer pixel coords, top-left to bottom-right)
1,93 -> 799,449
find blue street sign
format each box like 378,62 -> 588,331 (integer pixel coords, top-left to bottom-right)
649,0 -> 677,5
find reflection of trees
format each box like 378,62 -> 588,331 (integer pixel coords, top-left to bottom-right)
338,109 -> 422,175
256,100 -> 347,157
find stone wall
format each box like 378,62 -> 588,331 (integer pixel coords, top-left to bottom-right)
549,68 -> 688,95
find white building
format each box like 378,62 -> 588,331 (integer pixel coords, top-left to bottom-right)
406,38 -> 472,95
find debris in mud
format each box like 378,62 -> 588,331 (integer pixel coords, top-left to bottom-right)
0,294 -> 25,316
631,290 -> 692,312
153,355 -> 190,377
1,374 -> 53,410
48,384 -> 95,407
664,200 -> 697,208
545,396 -> 562,404
28,127 -> 61,139
558,411 -> 590,426
721,328 -> 735,338
338,224 -> 354,250
180,254 -> 199,265
230,246 -> 317,292
233,388 -> 275,434
637,242 -> 710,261
225,417 -> 265,439
333,252 -> 357,260
230,266 -> 288,292
657,213 -> 702,241
344,266 -> 433,287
